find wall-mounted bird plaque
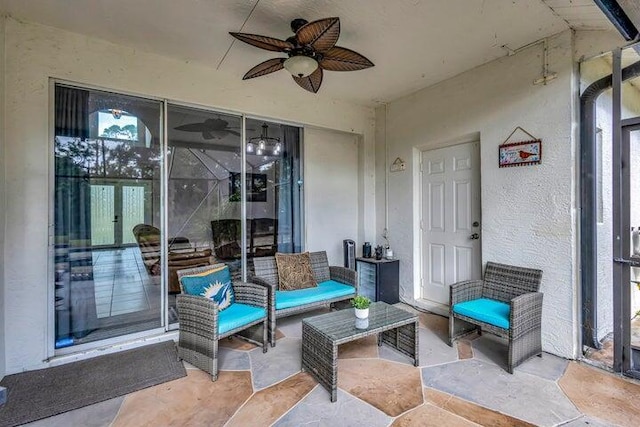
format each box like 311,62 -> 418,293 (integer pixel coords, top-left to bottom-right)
498,127 -> 541,168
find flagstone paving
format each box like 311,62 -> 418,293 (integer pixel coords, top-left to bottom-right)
22,303 -> 640,426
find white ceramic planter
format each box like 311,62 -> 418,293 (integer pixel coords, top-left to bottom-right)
355,307 -> 369,319
355,317 -> 369,329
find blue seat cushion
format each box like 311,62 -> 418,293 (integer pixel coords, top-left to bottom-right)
218,303 -> 266,335
452,298 -> 510,329
275,280 -> 355,310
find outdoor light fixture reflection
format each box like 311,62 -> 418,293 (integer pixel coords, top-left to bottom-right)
247,123 -> 281,156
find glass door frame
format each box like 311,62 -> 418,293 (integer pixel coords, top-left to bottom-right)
48,80 -> 168,358
48,79 -> 306,357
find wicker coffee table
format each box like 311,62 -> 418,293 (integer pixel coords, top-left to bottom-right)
301,302 -> 419,402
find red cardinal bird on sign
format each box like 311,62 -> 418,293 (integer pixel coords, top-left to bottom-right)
519,151 -> 535,159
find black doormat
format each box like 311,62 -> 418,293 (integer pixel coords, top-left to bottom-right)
0,341 -> 186,427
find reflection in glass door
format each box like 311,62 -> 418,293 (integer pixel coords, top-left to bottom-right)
90,182 -> 150,247
53,84 -> 163,349
166,105 -> 242,324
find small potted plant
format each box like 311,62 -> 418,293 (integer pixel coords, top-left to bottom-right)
351,295 -> 371,319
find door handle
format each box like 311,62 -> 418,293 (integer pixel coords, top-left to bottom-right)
470,233 -> 479,240
614,257 -> 640,267
112,215 -> 119,223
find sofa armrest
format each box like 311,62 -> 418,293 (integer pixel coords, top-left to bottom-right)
329,266 -> 357,290
510,292 -> 543,338
233,281 -> 269,309
176,294 -> 219,340
450,280 -> 484,306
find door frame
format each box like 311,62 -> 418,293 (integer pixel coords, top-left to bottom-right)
613,118 -> 640,378
416,140 -> 482,314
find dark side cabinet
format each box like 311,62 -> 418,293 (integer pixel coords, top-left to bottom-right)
355,257 -> 399,304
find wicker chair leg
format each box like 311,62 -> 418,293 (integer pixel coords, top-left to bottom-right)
448,315 -> 455,347
211,339 -> 219,381
262,318 -> 268,353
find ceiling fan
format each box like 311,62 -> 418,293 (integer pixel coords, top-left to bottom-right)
230,17 -> 374,93
174,118 -> 241,140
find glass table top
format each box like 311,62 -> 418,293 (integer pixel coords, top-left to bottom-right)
302,302 -> 417,341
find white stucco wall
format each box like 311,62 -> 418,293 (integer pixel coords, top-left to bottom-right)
2,18 -> 375,374
0,15 -> 7,379
378,30 -> 578,358
304,127 -> 360,265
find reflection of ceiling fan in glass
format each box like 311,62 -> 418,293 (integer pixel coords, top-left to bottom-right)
174,118 -> 240,140
247,123 -> 280,156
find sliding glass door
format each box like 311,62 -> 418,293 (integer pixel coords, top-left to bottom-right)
53,84 -> 163,348
244,118 -> 303,276
53,83 -> 304,348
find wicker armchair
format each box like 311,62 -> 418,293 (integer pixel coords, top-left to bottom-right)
176,264 -> 268,381
448,261 -> 543,373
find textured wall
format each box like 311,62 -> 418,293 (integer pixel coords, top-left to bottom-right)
304,127 -> 360,265
2,18 -> 375,374
379,31 -> 578,358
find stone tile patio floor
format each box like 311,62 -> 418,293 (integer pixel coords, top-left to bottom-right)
26,304 -> 640,427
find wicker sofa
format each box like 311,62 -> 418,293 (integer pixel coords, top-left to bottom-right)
448,261 -> 543,373
251,251 -> 357,346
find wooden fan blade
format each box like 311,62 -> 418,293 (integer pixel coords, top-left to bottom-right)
292,68 -> 323,93
319,46 -> 374,71
242,58 -> 285,80
296,17 -> 340,53
229,32 -> 294,52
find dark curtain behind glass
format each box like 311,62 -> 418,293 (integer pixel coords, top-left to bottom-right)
54,85 -> 98,345
278,125 -> 302,253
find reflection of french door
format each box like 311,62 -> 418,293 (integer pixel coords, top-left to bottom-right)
90,180 -> 151,247
614,120 -> 640,378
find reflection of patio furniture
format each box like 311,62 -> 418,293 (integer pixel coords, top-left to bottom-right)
211,220 -> 242,260
302,302 -> 418,402
250,218 -> 278,257
176,264 -> 268,381
132,224 -> 214,293
448,261 -> 543,373
210,218 -> 278,260
252,251 -> 357,346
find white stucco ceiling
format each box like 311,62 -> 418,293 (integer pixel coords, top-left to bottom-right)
0,0 -> 615,105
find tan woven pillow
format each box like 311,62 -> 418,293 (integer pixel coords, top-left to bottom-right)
275,252 -> 317,291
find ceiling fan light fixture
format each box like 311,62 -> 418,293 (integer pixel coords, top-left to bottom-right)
246,142 -> 255,153
283,55 -> 318,78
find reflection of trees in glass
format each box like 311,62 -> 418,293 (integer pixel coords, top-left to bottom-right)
100,124 -> 138,141
54,136 -> 160,179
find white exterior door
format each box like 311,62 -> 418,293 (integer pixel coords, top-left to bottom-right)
421,142 -> 481,306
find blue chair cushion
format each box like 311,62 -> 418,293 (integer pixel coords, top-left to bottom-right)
180,265 -> 235,311
275,280 -> 355,310
218,303 -> 266,335
452,298 -> 510,329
